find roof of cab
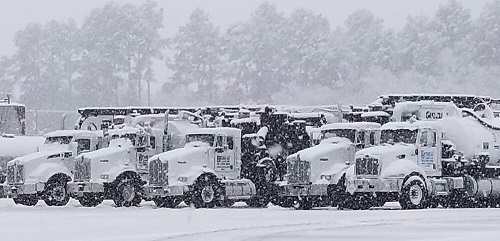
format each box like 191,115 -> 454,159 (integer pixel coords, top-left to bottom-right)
320,122 -> 380,131
45,130 -> 103,138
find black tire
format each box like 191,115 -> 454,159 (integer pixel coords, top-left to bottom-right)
13,194 -> 38,206
112,176 -> 143,207
43,179 -> 70,207
399,179 -> 427,210
154,197 -> 181,208
221,199 -> 235,208
191,175 -> 222,208
78,193 -> 104,207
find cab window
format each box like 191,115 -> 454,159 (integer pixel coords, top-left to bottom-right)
76,139 -> 91,154
150,136 -> 156,149
419,130 -> 429,146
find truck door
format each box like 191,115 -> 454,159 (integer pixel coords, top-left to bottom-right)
417,128 -> 440,175
214,135 -> 235,176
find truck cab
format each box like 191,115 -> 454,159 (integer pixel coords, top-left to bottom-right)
68,125 -> 162,207
343,121 -> 443,209
277,122 -> 381,209
6,130 -> 103,206
147,127 -> 270,208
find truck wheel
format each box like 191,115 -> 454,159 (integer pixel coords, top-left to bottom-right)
113,176 -> 143,207
191,175 -> 221,208
13,194 -> 38,206
400,179 -> 427,210
245,196 -> 270,208
154,197 -> 181,208
221,199 -> 235,207
43,179 -> 70,206
78,193 -> 104,207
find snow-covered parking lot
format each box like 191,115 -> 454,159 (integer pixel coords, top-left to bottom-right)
1,199 -> 500,241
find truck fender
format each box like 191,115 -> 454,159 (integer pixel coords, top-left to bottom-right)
402,173 -> 427,190
180,166 -> 217,186
30,163 -> 72,183
108,167 -> 139,183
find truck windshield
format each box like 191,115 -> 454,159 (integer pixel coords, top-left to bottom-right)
111,133 -> 138,146
322,129 -> 356,143
186,134 -> 215,146
45,136 -> 73,145
381,129 -> 417,144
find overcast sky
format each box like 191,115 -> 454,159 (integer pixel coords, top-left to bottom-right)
0,0 -> 490,56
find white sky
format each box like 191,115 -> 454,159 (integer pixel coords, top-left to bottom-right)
0,0 -> 490,56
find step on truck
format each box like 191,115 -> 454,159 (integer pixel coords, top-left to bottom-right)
340,101 -> 500,210
5,130 -> 104,206
146,127 -> 273,208
276,122 -> 381,209
68,114 -> 200,207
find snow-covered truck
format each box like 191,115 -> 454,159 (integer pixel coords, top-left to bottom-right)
146,127 -> 273,208
276,122 -> 380,209
339,101 -> 500,210
68,114 -> 200,207
5,130 -> 104,206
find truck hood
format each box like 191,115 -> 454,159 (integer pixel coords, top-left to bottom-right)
153,146 -> 209,164
10,148 -> 69,166
356,143 -> 416,160
79,145 -> 128,160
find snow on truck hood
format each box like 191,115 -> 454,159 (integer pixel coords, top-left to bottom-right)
290,138 -> 353,162
152,145 -> 208,163
356,143 -> 416,160
10,149 -> 67,165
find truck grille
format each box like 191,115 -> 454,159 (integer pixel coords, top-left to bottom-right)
355,157 -> 380,176
149,159 -> 168,186
286,157 -> 310,184
74,157 -> 91,181
7,164 -> 24,184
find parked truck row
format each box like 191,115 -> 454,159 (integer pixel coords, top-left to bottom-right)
3,95 -> 500,211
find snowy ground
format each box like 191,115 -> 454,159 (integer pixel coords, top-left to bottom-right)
1,199 -> 499,241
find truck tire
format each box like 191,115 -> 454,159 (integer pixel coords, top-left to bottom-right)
399,179 -> 427,210
154,197 -> 181,208
13,194 -> 38,206
43,179 -> 70,206
113,176 -> 143,207
191,175 -> 222,208
78,193 -> 104,207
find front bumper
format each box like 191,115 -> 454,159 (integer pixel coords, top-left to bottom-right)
67,182 -> 105,197
4,182 -> 45,197
347,178 -> 402,193
279,183 -> 329,197
144,185 -> 189,198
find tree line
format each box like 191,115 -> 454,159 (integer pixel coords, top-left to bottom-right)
2,0 -> 500,110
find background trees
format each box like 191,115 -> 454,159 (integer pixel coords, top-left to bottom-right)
2,0 -> 500,109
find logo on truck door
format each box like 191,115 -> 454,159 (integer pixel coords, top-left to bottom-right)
215,155 -> 234,171
418,148 -> 434,168
424,111 -> 443,120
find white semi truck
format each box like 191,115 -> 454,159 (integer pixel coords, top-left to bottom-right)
146,127 -> 273,208
5,130 -> 104,206
68,114 -> 200,207
277,122 -> 380,209
339,101 -> 500,209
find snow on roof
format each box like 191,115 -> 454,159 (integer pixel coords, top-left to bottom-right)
45,130 -> 103,138
380,121 -> 435,131
289,112 -> 323,119
0,102 -> 24,107
360,111 -> 390,118
380,93 -> 489,98
230,117 -> 260,125
107,126 -> 140,136
186,127 -> 241,137
320,122 -> 380,131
